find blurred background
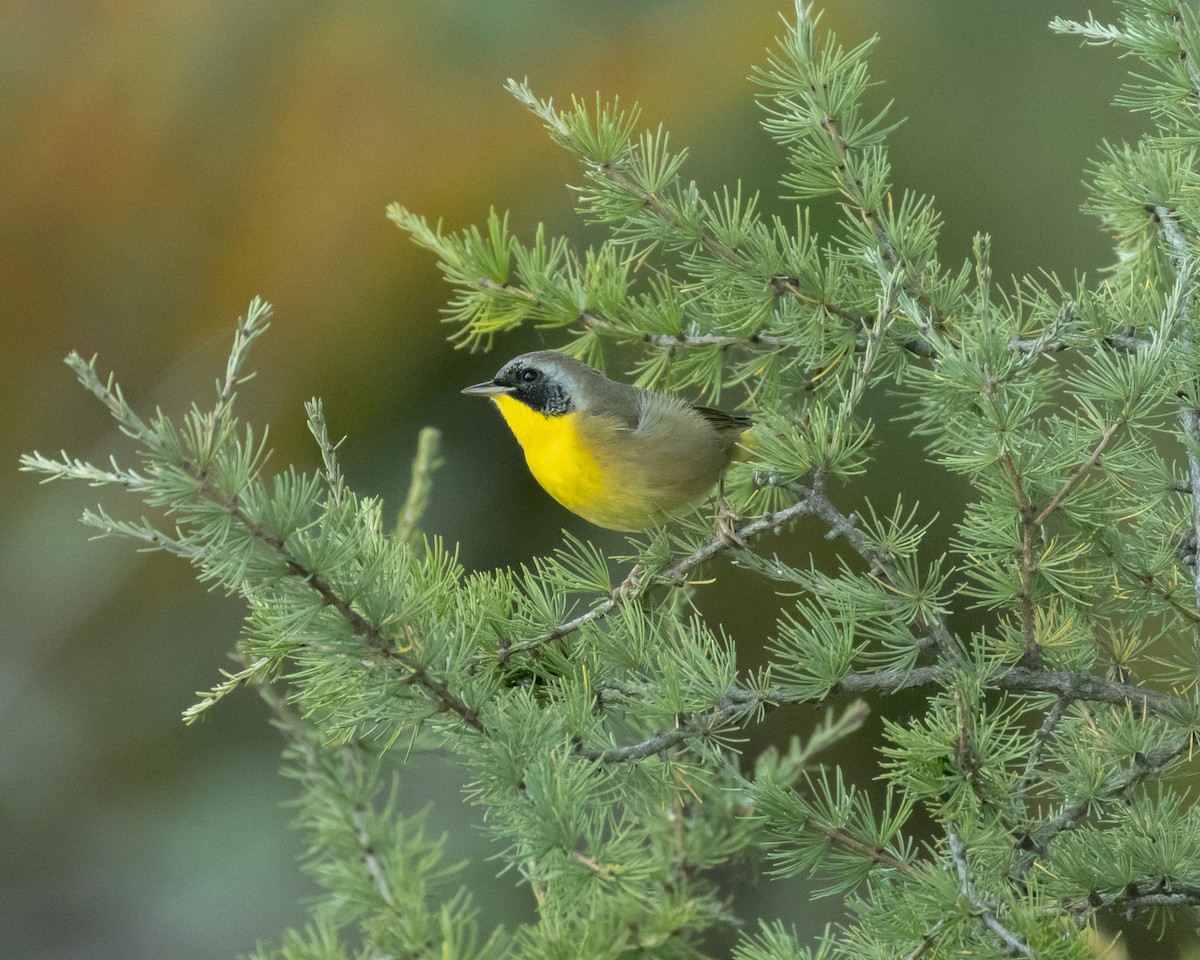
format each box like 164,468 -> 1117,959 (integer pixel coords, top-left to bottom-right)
2,0 -> 1178,957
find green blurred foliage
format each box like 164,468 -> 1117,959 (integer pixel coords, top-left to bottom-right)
2,1 -> 1161,957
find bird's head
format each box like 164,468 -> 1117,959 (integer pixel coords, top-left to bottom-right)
462,351 -> 603,416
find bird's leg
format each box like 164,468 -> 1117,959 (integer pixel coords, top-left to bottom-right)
715,473 -> 745,548
616,562 -> 645,596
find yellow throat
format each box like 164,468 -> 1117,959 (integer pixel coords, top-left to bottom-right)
491,394 -> 620,528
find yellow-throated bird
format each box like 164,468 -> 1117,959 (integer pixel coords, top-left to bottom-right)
463,351 -> 750,531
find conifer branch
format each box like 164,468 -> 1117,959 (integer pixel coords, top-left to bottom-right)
1181,410 -> 1200,612
394,426 -> 442,543
475,275 -> 792,353
1169,6 -> 1200,99
959,242 -> 1047,671
947,826 -> 1035,958
255,683 -> 469,940
827,665 -> 1184,717
789,472 -> 960,662
184,465 -> 487,735
819,113 -> 897,268
528,463 -> 947,663
587,666 -> 1188,766
344,754 -> 399,910
1006,321 -> 1150,356
59,342 -> 484,736
902,921 -> 947,960
598,161 -> 747,268
1006,336 -> 1066,355
82,508 -> 200,561
474,275 -> 540,304
477,274 -> 1150,360
995,409 -> 1040,660
306,400 -> 346,508
998,410 -> 1134,662
514,492 -> 822,657
1031,419 -> 1125,527
999,667 -> 1183,715
581,311 -> 790,352
1103,326 -> 1153,353
1152,203 -> 1191,267
1014,734 -> 1196,884
823,667 -> 937,698
594,155 -> 902,340
574,685 -> 763,762
1083,881 -> 1200,919
1015,697 -> 1070,795
809,820 -> 912,874
807,76 -> 950,356
216,296 -> 272,418
273,679 -> 404,912
1117,557 -> 1200,622
19,451 -> 153,492
1149,203 -> 1200,612
999,310 -> 1152,356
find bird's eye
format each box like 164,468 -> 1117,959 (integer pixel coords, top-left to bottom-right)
520,368 -> 540,383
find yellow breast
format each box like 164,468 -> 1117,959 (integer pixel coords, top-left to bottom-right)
489,391 -> 628,525
489,391 -> 736,531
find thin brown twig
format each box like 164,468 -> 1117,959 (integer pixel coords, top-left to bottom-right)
1032,419 -> 1124,527
477,276 -> 793,352
809,820 -> 912,873
1115,555 -> 1200,622
599,161 -> 748,267
820,113 -> 898,268
902,920 -> 947,960
570,850 -> 614,878
990,390 -> 1039,661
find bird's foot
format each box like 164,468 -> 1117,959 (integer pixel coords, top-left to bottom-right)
616,563 -> 645,596
715,500 -> 746,548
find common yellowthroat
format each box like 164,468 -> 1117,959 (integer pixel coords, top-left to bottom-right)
463,351 -> 750,531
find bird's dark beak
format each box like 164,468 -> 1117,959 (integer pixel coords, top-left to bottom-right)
461,381 -> 510,398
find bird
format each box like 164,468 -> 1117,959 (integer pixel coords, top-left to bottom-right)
462,350 -> 750,532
